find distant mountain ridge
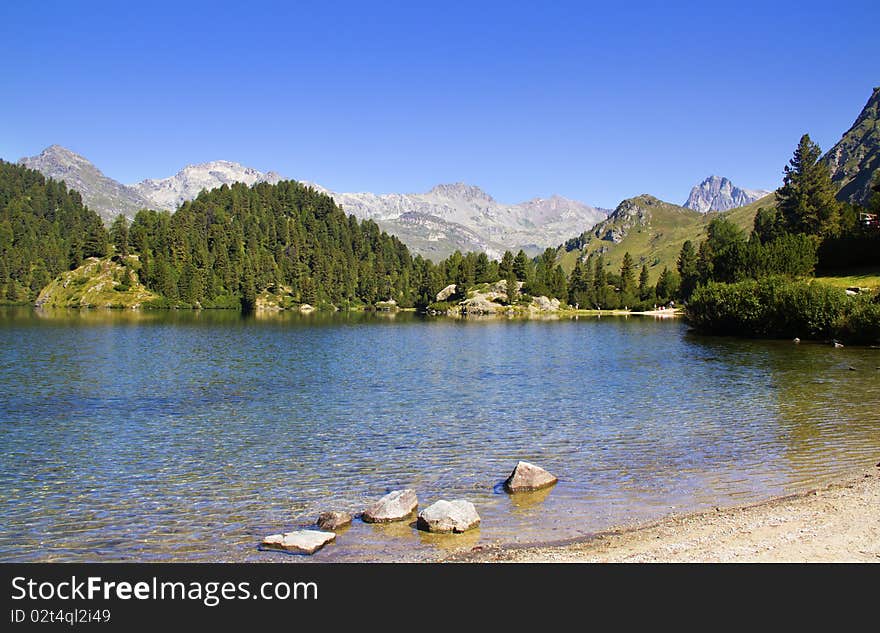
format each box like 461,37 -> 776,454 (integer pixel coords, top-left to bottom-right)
18,146 -> 608,260
19,145 -> 153,222
684,175 -> 770,212
129,160 -> 284,212
322,183 -> 609,259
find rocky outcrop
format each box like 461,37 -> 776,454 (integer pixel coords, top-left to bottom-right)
504,461 -> 558,492
316,511 -> 352,531
436,284 -> 457,302
530,296 -> 561,312
684,176 -> 770,213
362,489 -> 418,523
461,296 -> 500,314
299,303 -> 315,313
261,530 -> 336,554
416,500 -> 481,533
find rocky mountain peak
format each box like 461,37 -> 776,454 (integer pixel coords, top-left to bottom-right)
684,176 -> 770,212
19,145 -> 152,222
428,182 -> 495,202
129,160 -> 284,212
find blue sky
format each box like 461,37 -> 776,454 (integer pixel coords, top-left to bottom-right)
1,0 -> 877,208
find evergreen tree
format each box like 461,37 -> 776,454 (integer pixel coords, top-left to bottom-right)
777,134 -> 841,237
655,267 -> 680,303
593,255 -> 609,308
505,267 -> 518,304
513,249 -> 530,281
619,252 -> 636,297
752,206 -> 784,243
110,214 -> 129,258
474,252 -> 492,283
499,250 -> 514,277
638,264 -> 650,301
676,240 -> 699,300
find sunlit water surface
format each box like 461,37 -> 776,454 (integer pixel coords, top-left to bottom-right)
1,307 -> 878,561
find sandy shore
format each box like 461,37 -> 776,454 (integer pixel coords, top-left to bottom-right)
448,466 -> 880,563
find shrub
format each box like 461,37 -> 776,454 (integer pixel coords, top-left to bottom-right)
686,277 -> 849,339
834,295 -> 880,344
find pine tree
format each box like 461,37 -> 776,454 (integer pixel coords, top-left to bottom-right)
499,250 -> 514,277
513,250 -> 530,281
505,267 -> 518,304
777,134 -> 841,237
619,252 -> 635,296
655,267 -> 680,303
638,264 -> 650,301
110,214 -> 129,258
676,240 -> 699,300
593,255 -> 608,308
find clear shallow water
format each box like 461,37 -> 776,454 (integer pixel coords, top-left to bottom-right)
1,307 -> 878,562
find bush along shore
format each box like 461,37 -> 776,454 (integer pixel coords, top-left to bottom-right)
686,277 -> 880,345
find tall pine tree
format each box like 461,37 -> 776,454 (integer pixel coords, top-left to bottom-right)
777,134 -> 841,237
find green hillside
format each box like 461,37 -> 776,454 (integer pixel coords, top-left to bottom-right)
558,193 -> 777,283
823,86 -> 879,206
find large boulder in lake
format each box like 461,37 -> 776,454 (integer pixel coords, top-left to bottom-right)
362,489 -> 419,523
316,511 -> 352,531
261,530 -> 336,555
504,461 -> 558,492
417,499 -> 481,533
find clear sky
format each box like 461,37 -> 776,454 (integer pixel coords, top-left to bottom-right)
1,0 -> 877,209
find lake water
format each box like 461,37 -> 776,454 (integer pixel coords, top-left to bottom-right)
1,307 -> 878,562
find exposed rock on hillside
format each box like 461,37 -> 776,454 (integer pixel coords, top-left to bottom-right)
35,257 -> 158,308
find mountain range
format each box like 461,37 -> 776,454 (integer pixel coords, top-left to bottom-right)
683,175 -> 770,212
18,146 -> 609,260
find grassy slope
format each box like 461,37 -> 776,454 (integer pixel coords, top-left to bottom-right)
558,193 -> 777,283
813,269 -> 880,290
36,256 -> 159,308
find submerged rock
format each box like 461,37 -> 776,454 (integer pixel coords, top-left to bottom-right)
261,530 -> 336,555
504,461 -> 558,492
362,489 -> 418,523
417,499 -> 481,533
316,511 -> 352,531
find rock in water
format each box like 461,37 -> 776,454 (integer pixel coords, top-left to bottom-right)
316,511 -> 352,531
417,500 -> 481,533
261,530 -> 336,554
362,489 -> 419,523
504,461 -> 558,492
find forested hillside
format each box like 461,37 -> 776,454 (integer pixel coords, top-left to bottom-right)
0,160 -> 108,303
127,180 -> 435,310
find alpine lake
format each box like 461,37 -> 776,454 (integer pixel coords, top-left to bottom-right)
1,307 -> 878,562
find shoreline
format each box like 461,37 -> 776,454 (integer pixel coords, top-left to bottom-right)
443,465 -> 880,563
